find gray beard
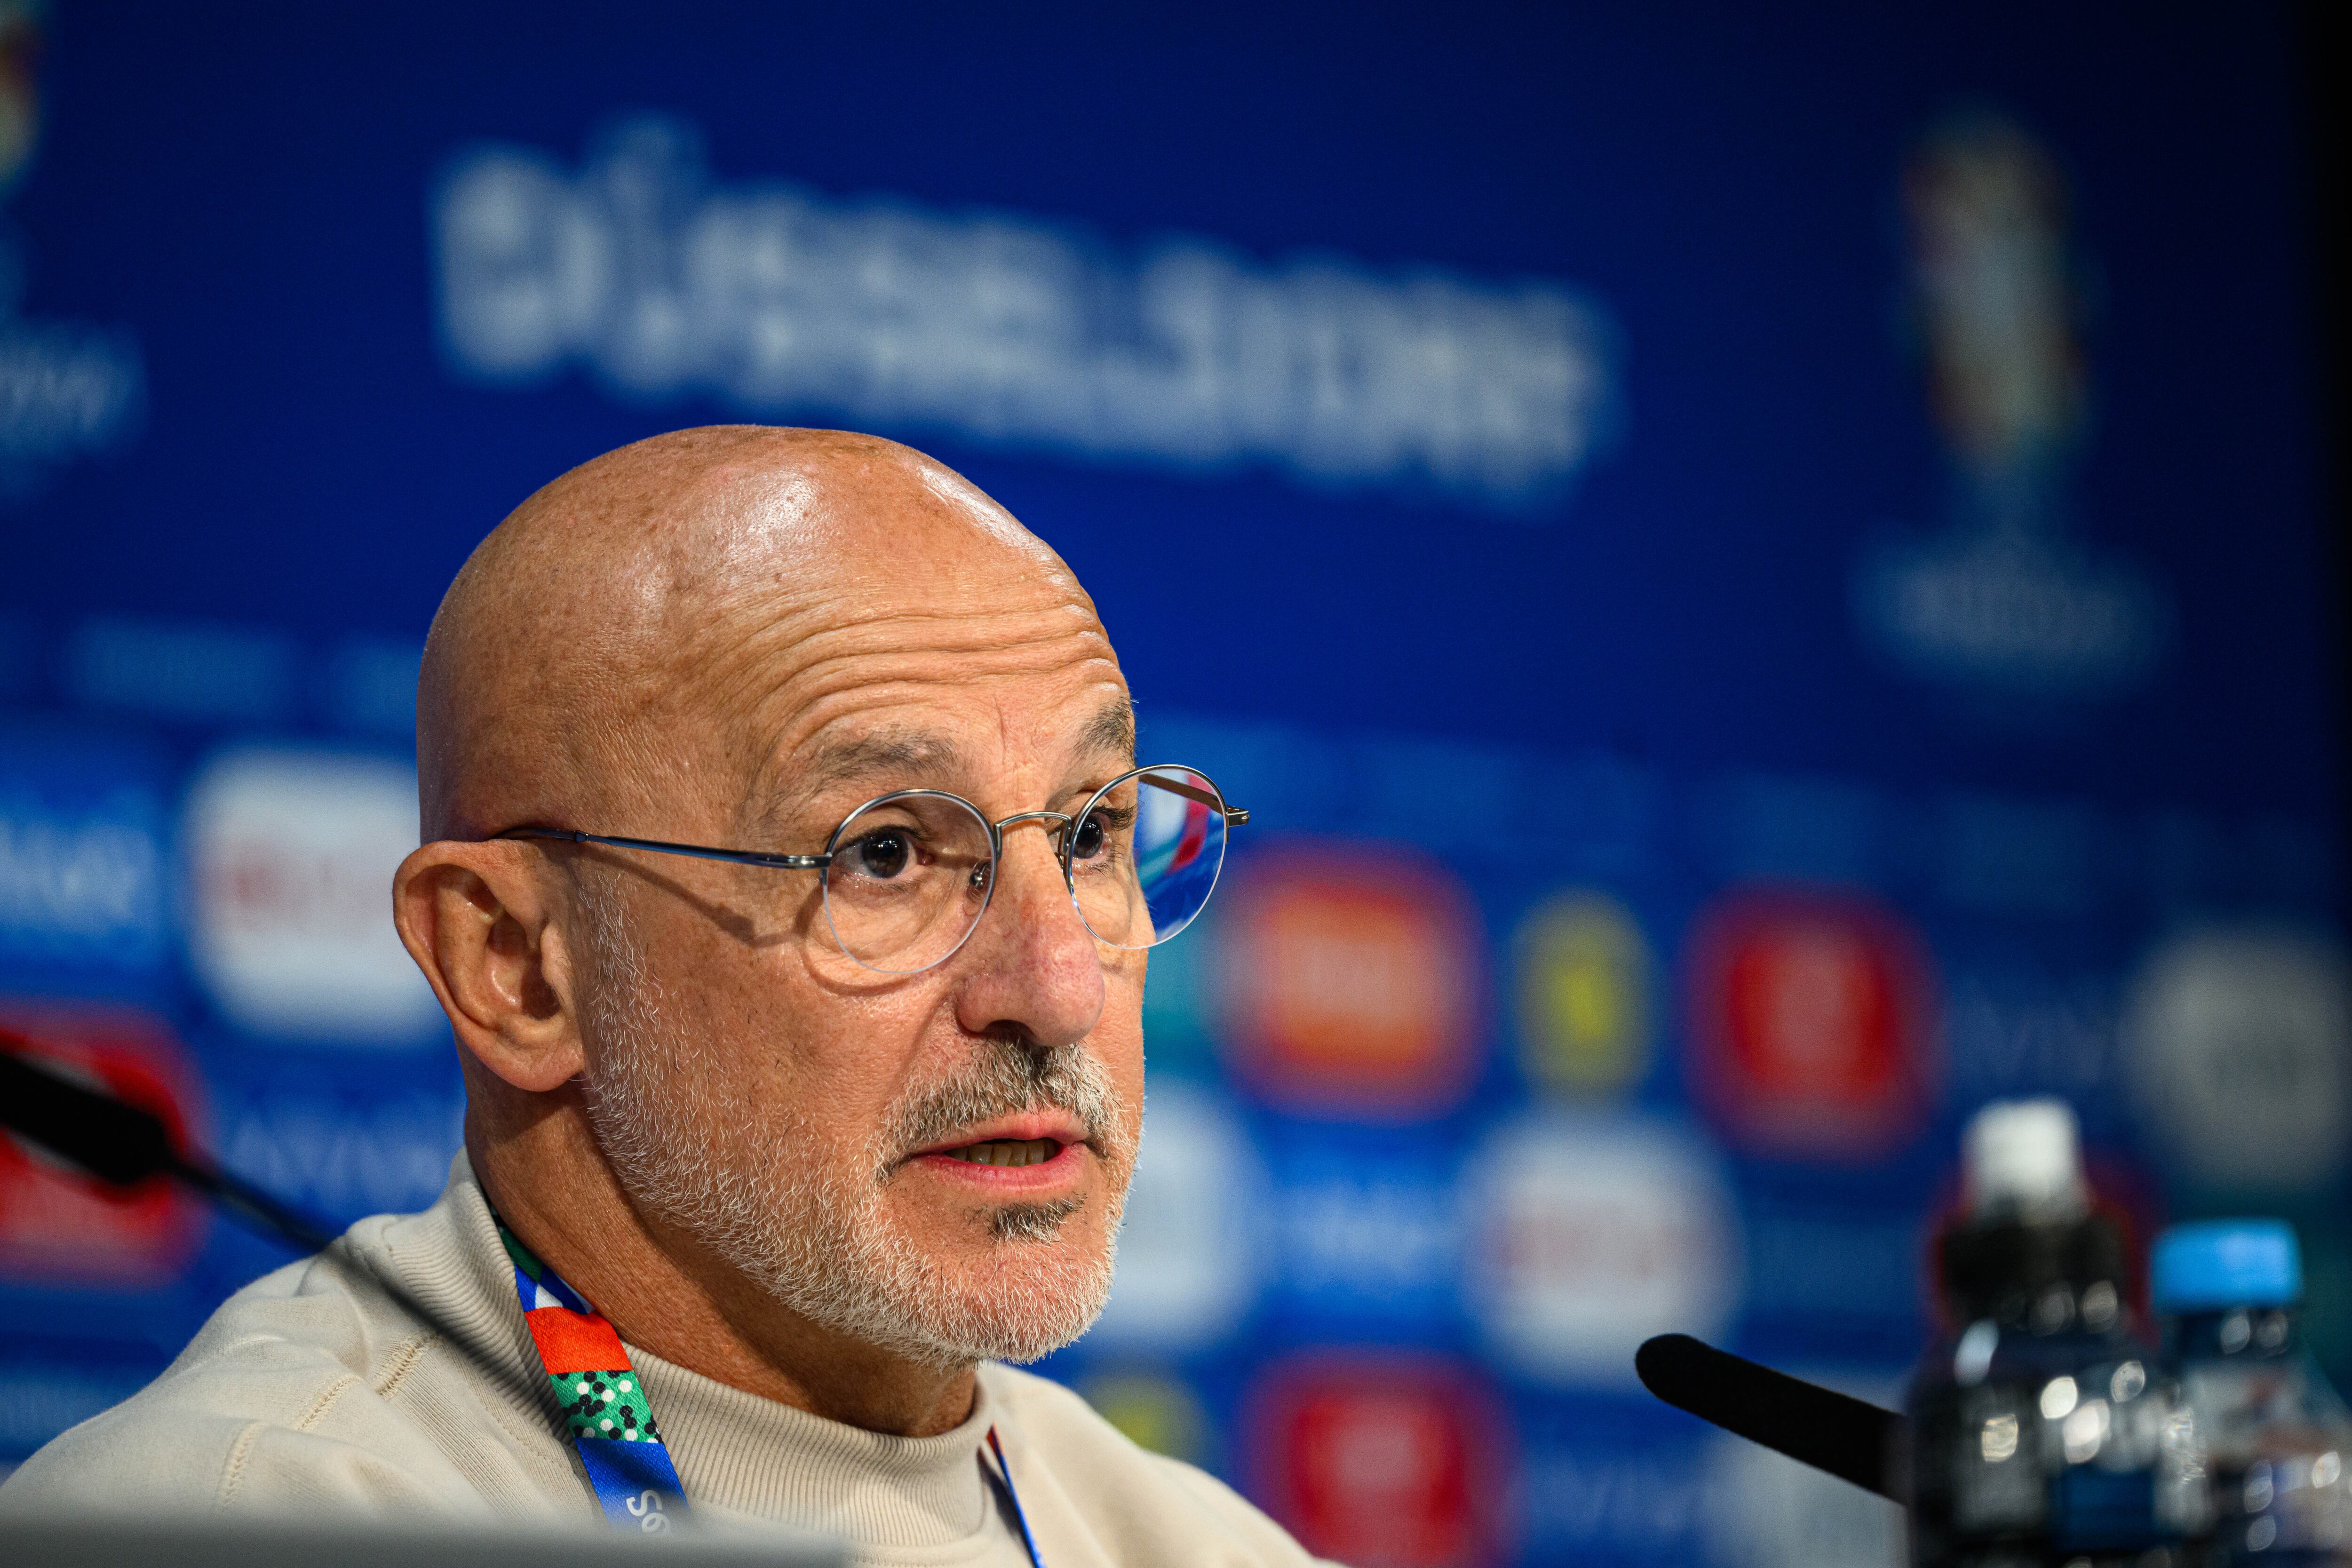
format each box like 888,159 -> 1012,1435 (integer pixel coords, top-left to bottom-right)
570,873 -> 1129,1370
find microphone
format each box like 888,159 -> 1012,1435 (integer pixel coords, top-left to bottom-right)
0,1029 -> 338,1254
1635,1333 -> 1904,1502
0,1027 -> 554,1416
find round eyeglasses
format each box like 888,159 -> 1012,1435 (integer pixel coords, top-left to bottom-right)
494,764 -> 1248,975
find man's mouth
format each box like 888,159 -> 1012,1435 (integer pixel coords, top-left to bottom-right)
904,1113 -> 1093,1191
940,1137 -> 1063,1169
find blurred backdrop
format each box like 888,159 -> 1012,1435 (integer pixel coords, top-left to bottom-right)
0,4 -> 2341,1565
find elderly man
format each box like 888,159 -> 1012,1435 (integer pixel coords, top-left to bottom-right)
1,428 -> 1320,1566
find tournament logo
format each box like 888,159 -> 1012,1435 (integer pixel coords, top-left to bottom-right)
1462,1111 -> 1741,1385
2123,927 -> 2351,1194
1851,112 -> 2168,700
0,1005 -> 206,1285
1217,844 -> 1484,1119
1246,1353 -> 1507,1568
1089,1082 -> 1263,1349
183,747 -> 443,1044
1513,891 -> 1653,1098
1685,889 -> 1938,1159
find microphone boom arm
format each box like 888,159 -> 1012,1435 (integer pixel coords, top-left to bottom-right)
1636,1332 -> 1905,1502
0,1033 -> 339,1255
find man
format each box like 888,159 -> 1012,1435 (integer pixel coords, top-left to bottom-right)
1,427 -> 1326,1566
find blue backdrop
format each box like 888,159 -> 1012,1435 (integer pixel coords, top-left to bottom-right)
0,5 -> 2338,1566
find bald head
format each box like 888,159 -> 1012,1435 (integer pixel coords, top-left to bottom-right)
417,426 -> 1117,844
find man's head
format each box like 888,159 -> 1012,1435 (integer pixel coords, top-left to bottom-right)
394,426 -> 1143,1369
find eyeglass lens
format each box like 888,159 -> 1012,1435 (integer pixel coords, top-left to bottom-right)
1069,765 -> 1227,951
818,766 -> 1230,973
821,792 -> 996,974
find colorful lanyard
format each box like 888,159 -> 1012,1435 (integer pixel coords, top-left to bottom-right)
496,1215 -> 689,1531
495,1214 -> 1045,1565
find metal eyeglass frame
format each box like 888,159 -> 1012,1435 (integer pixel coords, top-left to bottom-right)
493,763 -> 1249,975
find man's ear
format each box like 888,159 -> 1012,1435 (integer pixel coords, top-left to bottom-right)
393,841 -> 584,1093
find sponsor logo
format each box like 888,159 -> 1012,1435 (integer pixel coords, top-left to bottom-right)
0,736 -> 169,975
1090,1083 -> 1263,1349
1685,890 -> 1938,1158
1248,1353 -> 1506,1568
1218,845 -> 1484,1118
1851,113 -> 2167,700
214,1083 -> 463,1219
435,116 -> 1615,509
1515,1431 -> 1717,1565
2124,927 -> 2351,1193
0,1006 -> 205,1284
1514,891 -> 1653,1098
1944,962 -> 2121,1104
1463,1112 -> 1741,1385
1270,1131 -> 1461,1331
183,747 -> 443,1044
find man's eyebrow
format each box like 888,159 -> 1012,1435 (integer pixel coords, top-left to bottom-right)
803,731 -> 968,793
1078,700 -> 1136,763
755,730 -> 969,830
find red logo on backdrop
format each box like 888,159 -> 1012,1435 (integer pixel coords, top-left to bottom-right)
1247,1353 -> 1507,1568
0,1006 -> 207,1284
1217,845 -> 1483,1118
1685,890 -> 1938,1159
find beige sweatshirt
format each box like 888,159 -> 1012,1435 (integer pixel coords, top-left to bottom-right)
0,1157 -> 1328,1568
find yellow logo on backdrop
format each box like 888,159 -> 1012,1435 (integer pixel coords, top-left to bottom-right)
1515,893 -> 1652,1096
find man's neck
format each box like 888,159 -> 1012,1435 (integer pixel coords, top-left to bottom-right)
464,1090 -> 979,1439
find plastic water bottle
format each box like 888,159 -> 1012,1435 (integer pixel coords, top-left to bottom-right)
1907,1099 -> 2194,1566
2153,1220 -> 2352,1565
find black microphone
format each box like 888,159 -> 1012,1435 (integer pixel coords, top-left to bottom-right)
1635,1333 -> 1905,1502
0,1027 -> 598,1442
0,1029 -> 338,1254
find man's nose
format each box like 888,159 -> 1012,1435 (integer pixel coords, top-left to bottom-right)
951,820 -> 1104,1050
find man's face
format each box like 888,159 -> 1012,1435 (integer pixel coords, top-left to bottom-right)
563,545 -> 1145,1369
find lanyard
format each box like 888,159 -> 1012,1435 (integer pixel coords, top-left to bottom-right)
496,1215 -> 689,1531
983,1426 -> 1047,1568
494,1214 -> 1045,1566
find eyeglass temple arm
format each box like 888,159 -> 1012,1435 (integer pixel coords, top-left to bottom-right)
1143,773 -> 1250,827
495,826 -> 830,871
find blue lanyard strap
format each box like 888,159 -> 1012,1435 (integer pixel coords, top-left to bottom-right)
984,1426 -> 1048,1568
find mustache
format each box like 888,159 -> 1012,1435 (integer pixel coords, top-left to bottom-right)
881,1033 -> 1120,1171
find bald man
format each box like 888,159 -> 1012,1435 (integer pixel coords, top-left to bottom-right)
0,429 -> 1325,1567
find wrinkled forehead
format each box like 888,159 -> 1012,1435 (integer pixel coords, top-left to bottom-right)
676,579 -> 1129,833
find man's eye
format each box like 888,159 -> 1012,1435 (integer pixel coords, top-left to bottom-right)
1070,816 -> 1106,860
850,829 -> 912,878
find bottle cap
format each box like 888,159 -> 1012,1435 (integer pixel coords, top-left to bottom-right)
2152,1219 -> 2302,1312
1963,1098 -> 2086,1217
